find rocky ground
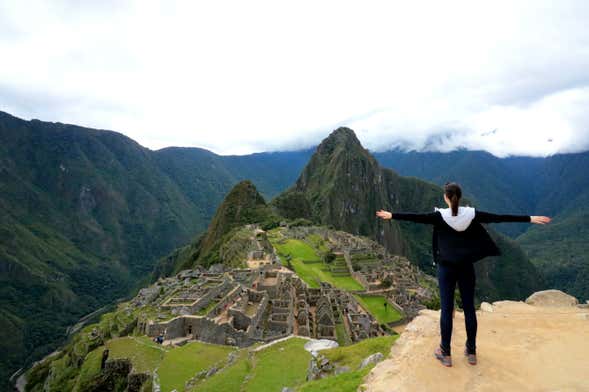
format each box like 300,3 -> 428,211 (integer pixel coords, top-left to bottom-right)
363,290 -> 589,392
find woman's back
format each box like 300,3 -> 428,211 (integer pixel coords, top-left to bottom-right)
387,207 -> 532,264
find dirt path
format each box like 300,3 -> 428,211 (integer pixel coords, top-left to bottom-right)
363,301 -> 589,392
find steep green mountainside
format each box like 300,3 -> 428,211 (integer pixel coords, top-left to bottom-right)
526,152 -> 589,216
517,153 -> 589,301
373,149 -> 589,301
0,110 -> 308,390
373,149 -> 537,237
275,128 -> 544,301
0,111 -> 203,390
517,205 -> 589,301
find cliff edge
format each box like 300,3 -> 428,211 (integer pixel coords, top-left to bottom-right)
363,290 -> 589,392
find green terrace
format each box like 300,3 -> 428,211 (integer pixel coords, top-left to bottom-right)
354,295 -> 404,324
329,253 -> 350,277
350,253 -> 381,272
269,234 -> 364,291
75,335 -> 399,392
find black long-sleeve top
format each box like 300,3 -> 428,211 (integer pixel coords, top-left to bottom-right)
391,210 -> 531,264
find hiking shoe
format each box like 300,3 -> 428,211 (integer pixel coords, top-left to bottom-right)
464,348 -> 477,365
434,347 -> 452,367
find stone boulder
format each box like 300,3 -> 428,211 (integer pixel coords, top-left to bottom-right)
359,352 -> 384,370
303,339 -> 339,356
525,290 -> 578,307
208,264 -> 225,274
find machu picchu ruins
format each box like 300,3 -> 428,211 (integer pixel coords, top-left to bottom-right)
132,224 -> 436,350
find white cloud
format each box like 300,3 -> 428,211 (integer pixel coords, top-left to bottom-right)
0,0 -> 588,156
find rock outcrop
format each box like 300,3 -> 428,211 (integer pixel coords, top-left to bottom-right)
525,289 -> 579,307
363,290 -> 589,392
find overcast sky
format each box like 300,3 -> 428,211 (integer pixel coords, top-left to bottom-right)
1,1 -> 588,157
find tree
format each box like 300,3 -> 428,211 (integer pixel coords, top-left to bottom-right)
323,252 -> 336,264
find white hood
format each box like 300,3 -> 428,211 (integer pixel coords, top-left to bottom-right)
434,206 -> 475,231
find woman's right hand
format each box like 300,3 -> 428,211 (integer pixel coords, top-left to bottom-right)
530,216 -> 551,224
376,210 -> 392,220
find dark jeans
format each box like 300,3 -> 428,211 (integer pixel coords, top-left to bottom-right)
437,260 -> 477,356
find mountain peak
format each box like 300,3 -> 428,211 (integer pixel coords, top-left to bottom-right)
226,179 -> 265,201
204,180 -> 267,241
329,126 -> 358,140
188,180 -> 274,267
316,127 -> 364,156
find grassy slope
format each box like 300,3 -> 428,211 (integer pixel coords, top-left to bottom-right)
72,346 -> 105,392
321,335 -> 398,369
272,237 -> 363,290
71,336 -> 164,391
192,350 -> 251,392
106,337 -> 165,373
157,341 -> 236,392
190,337 -> 312,392
244,338 -> 311,391
197,336 -> 400,392
298,335 -> 399,392
298,367 -> 373,392
354,295 -> 403,324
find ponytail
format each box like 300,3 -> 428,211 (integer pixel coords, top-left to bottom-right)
444,182 -> 462,216
451,194 -> 459,216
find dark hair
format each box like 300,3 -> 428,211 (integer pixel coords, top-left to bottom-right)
444,182 -> 462,216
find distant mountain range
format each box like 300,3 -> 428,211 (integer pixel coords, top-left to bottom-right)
372,149 -> 589,302
1,109 -> 587,390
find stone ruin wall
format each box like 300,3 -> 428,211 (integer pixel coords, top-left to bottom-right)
145,316 -> 257,347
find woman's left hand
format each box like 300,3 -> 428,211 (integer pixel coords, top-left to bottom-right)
530,216 -> 551,224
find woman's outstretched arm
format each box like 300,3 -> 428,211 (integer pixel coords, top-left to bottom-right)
474,210 -> 551,224
376,209 -> 437,224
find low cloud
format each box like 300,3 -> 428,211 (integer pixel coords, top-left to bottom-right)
0,1 -> 588,157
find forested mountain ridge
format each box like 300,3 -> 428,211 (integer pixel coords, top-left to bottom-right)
0,110 -> 204,390
0,110 -> 309,390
